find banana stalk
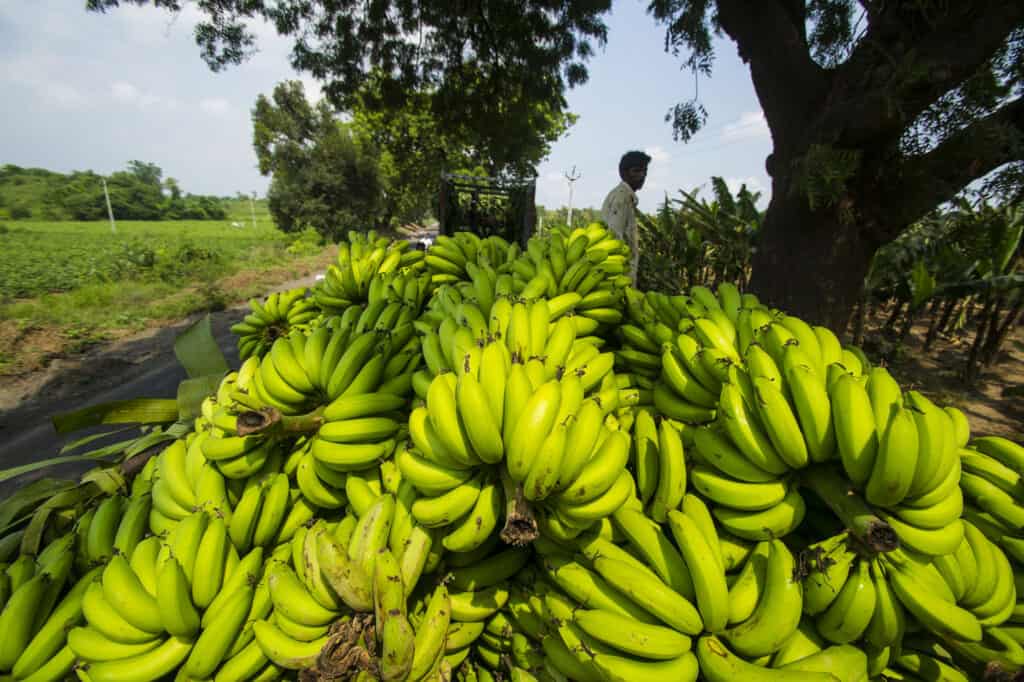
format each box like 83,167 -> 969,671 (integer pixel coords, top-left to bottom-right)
801,466 -> 897,553
235,407 -> 327,436
500,469 -> 539,546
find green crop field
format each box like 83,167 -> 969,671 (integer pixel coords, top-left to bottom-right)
0,200 -> 285,299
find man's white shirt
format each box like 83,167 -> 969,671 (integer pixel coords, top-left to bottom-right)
601,180 -> 639,281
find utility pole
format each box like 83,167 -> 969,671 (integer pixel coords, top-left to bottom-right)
102,178 -> 116,233
564,166 -> 581,229
249,192 -> 258,230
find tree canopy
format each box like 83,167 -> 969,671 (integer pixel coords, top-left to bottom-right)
252,81 -> 384,236
87,0 -> 602,158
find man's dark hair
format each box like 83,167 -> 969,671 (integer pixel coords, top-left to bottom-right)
619,150 -> 651,175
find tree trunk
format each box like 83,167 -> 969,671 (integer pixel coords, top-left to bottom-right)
983,297 -> 1023,367
749,189 -> 875,331
852,295 -> 867,347
943,297 -> 965,334
964,296 -> 996,385
885,300 -> 906,335
897,306 -> 918,350
926,298 -> 955,350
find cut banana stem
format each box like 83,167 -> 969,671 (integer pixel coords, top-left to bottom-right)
499,469 -> 538,546
801,466 -> 897,553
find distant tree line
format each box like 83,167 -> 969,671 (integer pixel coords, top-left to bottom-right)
536,206 -> 602,231
0,162 -> 228,221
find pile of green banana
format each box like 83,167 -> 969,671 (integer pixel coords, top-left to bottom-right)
423,234 -> 519,287
230,288 -> 321,361
6,224 -> 1024,681
314,230 -> 426,312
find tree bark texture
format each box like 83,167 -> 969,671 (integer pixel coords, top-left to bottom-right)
748,186 -> 876,330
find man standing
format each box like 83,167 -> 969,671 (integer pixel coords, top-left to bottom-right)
601,150 -> 650,282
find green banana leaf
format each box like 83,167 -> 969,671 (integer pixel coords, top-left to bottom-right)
19,486 -> 93,555
177,375 -> 223,420
910,261 -> 936,308
52,398 -> 180,434
0,453 -> 123,485
0,478 -> 77,535
174,314 -> 229,379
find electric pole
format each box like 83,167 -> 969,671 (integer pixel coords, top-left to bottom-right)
102,178 -> 116,233
564,166 -> 581,229
250,192 -> 258,230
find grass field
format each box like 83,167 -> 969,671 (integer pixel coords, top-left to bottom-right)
0,199 -> 336,375
0,199 -> 283,298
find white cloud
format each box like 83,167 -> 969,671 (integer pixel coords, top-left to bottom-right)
110,81 -> 179,110
724,176 -> 768,205
1,57 -> 89,109
199,97 -> 231,116
720,111 -> 769,142
111,81 -> 139,102
644,146 -> 671,165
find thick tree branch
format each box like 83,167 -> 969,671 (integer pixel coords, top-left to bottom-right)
715,0 -> 828,147
823,2 -> 1024,146
879,96 -> 1024,234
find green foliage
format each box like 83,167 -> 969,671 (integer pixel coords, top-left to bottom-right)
791,144 -> 862,218
867,198 -> 1024,308
286,227 -> 325,256
253,81 -> 384,238
0,164 -> 228,222
0,218 -> 284,301
537,206 -> 602,232
637,177 -> 762,293
350,76 -> 575,228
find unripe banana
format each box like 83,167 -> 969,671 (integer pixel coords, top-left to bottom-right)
156,556 -> 200,638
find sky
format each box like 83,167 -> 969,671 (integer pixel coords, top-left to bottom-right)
0,1 -> 773,214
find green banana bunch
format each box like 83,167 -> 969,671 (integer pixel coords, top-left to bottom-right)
231,287 -> 320,360
12,245 -> 1024,681
426,232 -> 514,286
508,224 -> 631,304
316,230 -> 423,308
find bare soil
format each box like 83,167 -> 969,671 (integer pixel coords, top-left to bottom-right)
858,316 -> 1024,442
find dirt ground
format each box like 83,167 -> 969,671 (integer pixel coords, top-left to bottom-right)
858,318 -> 1024,442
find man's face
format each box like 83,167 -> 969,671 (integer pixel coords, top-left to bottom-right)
623,165 -> 648,191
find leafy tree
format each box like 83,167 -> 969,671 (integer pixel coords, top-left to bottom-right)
253,81 -> 384,236
126,160 -> 163,188
88,1 -> 1024,326
0,164 -> 227,221
349,77 -> 575,228
536,205 -> 601,230
163,177 -> 182,201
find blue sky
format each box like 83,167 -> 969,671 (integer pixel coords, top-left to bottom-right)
0,1 -> 772,214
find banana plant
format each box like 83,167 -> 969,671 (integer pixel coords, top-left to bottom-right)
637,177 -> 761,293
862,197 -> 1022,381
